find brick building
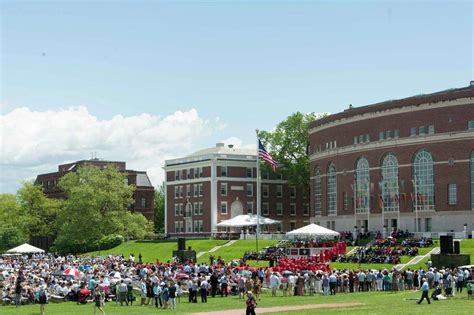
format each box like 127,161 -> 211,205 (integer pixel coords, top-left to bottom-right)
164,143 -> 310,237
35,159 -> 155,219
309,82 -> 474,233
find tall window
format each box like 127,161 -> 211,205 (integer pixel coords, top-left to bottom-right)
276,203 -> 283,216
221,183 -> 227,196
448,184 -> 457,205
471,151 -> 474,210
381,154 -> 399,213
221,166 -> 227,177
246,184 -> 253,197
413,150 -> 435,211
314,167 -> 322,215
276,185 -> 283,198
355,158 -> 370,214
327,163 -> 337,215
262,185 -> 269,198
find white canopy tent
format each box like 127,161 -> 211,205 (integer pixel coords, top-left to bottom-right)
5,243 -> 45,254
216,214 -> 280,228
286,223 -> 340,239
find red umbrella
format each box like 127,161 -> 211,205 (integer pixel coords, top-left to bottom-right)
64,268 -> 80,277
176,273 -> 189,279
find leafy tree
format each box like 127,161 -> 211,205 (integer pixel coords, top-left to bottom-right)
54,165 -> 152,254
154,183 -> 165,233
0,194 -> 28,251
259,112 -> 328,188
17,182 -> 61,238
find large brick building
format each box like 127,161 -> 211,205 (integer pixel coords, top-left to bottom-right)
35,159 -> 155,219
164,143 -> 310,237
309,82 -> 474,233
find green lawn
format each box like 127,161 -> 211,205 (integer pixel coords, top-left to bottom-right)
85,239 -> 228,263
198,240 -> 280,264
1,289 -> 472,315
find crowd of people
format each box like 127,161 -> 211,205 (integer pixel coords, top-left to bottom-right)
0,237 -> 472,313
333,237 -> 432,265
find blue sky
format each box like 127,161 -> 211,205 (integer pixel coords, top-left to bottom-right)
1,0 -> 472,192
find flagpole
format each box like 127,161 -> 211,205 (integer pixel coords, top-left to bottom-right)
256,129 -> 260,252
414,176 -> 418,234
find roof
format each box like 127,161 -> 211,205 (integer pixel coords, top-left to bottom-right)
216,214 -> 280,227
136,173 -> 153,187
6,243 -> 45,254
186,146 -> 255,158
311,83 -> 474,129
286,223 -> 340,238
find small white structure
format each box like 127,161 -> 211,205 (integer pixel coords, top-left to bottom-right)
216,214 -> 280,228
286,223 -> 340,239
5,243 -> 45,254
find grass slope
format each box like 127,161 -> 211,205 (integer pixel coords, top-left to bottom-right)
86,240 -> 228,263
1,289 -> 472,315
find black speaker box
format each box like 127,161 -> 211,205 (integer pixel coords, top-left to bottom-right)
453,240 -> 460,254
440,235 -> 453,254
178,238 -> 186,251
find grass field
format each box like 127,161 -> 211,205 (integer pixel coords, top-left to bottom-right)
1,289 -> 472,315
86,239 -> 228,263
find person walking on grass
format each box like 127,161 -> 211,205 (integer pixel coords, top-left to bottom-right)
245,292 -> 257,315
270,273 -> 281,297
93,289 -> 105,315
417,278 -> 431,304
38,284 -> 48,315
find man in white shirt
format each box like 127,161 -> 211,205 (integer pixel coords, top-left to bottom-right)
270,273 -> 281,297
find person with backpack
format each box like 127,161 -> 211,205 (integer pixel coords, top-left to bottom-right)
37,284 -> 48,315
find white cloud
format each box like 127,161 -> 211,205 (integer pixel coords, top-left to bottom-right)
0,106 -> 219,192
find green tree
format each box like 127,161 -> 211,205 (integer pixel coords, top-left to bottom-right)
54,165 -> 152,254
259,112 -> 328,187
17,182 -> 61,238
154,183 -> 165,233
0,194 -> 28,251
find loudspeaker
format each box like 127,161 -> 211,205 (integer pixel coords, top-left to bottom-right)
177,238 -> 186,251
453,240 -> 460,254
440,235 -> 453,254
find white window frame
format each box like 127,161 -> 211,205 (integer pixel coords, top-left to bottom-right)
246,183 -> 253,197
290,186 -> 296,199
221,183 -> 227,196
262,202 -> 269,215
290,203 -> 296,216
247,202 -> 254,214
276,203 -> 283,216
221,201 -> 227,214
221,166 -> 227,177
262,185 -> 269,198
276,185 -> 283,198
448,183 -> 457,205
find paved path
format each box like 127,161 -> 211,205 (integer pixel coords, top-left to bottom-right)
196,240 -> 238,258
192,302 -> 363,315
394,247 -> 440,271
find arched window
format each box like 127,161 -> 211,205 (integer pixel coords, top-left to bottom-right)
355,157 -> 370,214
327,163 -> 337,215
413,150 -> 435,211
314,167 -> 322,215
471,151 -> 474,210
381,154 -> 399,213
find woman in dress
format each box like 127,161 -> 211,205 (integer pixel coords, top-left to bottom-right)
93,288 -> 105,315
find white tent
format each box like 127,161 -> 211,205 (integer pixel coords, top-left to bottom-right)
286,223 -> 340,239
216,214 -> 280,227
6,243 -> 45,254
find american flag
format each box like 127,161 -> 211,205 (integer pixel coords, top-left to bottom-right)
258,139 -> 278,172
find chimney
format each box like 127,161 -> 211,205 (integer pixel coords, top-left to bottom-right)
216,143 -> 225,148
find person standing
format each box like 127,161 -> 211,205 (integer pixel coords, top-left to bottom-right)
270,273 -> 280,297
14,279 -> 22,308
200,278 -> 209,303
220,274 -> 229,297
245,292 -> 257,315
93,289 -> 105,315
140,279 -> 147,306
417,278 -> 431,304
153,282 -> 162,308
118,280 -> 128,306
38,284 -> 48,315
210,272 -> 219,298
329,272 -> 337,295
127,281 -> 134,306
169,282 -> 177,309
